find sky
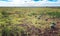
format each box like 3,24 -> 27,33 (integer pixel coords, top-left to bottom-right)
0,0 -> 60,7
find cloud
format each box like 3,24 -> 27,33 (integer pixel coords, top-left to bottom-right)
0,0 -> 60,7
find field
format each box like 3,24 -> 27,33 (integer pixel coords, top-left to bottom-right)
0,7 -> 60,36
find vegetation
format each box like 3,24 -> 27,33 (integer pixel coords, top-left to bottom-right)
46,12 -> 60,18
0,7 -> 60,36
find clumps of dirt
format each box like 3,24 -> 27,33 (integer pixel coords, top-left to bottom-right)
15,24 -> 60,36
43,28 -> 60,36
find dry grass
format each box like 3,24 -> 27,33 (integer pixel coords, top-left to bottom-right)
0,7 -> 60,36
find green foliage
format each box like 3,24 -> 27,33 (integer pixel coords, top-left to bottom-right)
46,12 -> 60,18
1,11 -> 9,18
2,26 -> 26,36
28,12 -> 37,16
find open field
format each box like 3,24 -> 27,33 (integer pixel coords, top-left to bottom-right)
0,7 -> 60,36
